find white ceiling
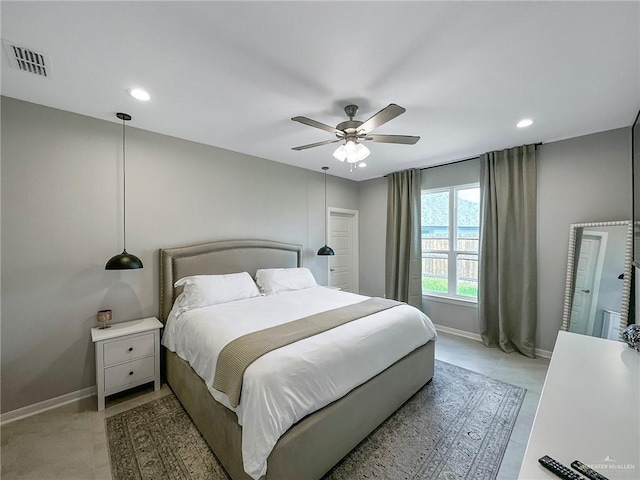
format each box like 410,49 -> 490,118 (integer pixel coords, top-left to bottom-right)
1,1 -> 639,181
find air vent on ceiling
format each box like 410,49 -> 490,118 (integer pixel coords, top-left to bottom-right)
2,39 -> 50,78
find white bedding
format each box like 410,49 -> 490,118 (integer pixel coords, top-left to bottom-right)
162,286 -> 437,479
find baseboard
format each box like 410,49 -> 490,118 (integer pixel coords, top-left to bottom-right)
434,324 -> 553,359
435,324 -> 483,342
1,386 -> 96,425
535,347 -> 552,358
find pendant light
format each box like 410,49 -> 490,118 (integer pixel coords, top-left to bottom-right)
105,113 -> 143,270
317,166 -> 335,256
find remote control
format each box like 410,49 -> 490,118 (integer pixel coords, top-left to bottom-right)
538,455 -> 585,479
571,460 -> 609,480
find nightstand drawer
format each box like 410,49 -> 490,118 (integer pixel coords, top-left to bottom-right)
103,332 -> 155,366
104,356 -> 155,392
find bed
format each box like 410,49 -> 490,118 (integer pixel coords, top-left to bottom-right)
159,239 -> 436,480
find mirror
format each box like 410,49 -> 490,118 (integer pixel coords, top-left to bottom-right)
561,221 -> 632,340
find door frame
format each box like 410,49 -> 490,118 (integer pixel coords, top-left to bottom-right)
328,207 -> 359,293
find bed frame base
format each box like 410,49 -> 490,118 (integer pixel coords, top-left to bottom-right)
165,340 -> 435,480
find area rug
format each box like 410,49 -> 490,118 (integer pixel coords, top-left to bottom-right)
106,360 -> 526,480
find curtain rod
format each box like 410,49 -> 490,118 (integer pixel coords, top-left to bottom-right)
420,155 -> 479,171
384,142 -> 543,176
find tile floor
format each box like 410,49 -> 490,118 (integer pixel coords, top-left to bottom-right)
1,331 -> 550,479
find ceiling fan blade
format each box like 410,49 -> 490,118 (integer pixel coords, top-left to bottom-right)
292,116 -> 344,136
364,134 -> 420,145
357,104 -> 406,133
292,138 -> 342,151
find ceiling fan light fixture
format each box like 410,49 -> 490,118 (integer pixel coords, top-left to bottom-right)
355,143 -> 370,162
337,139 -> 370,163
344,139 -> 357,156
358,161 -> 367,168
333,145 -> 347,161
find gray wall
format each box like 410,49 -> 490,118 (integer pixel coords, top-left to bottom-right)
359,127 -> 631,353
537,128 -> 631,350
1,97 -> 359,413
357,177 -> 387,298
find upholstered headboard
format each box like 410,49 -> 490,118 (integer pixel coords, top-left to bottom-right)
159,239 -> 303,323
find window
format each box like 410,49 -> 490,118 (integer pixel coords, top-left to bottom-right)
421,184 -> 480,301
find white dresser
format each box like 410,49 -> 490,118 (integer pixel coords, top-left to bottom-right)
91,316 -> 163,411
519,331 -> 639,479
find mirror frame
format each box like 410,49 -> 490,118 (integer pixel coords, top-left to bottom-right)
561,220 -> 633,340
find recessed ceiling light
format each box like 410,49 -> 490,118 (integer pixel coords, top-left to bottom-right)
517,118 -> 534,128
128,88 -> 150,101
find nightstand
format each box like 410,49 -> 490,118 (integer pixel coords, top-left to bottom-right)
91,316 -> 162,411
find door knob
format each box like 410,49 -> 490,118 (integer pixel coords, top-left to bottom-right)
581,289 -> 590,293
330,268 -> 335,272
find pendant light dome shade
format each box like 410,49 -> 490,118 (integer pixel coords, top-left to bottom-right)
105,112 -> 143,270
106,250 -> 144,270
318,166 -> 335,256
317,245 -> 335,256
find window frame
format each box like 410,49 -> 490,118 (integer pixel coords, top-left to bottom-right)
421,182 -> 480,303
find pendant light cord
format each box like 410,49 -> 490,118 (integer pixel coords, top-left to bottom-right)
323,166 -> 328,244
121,115 -> 127,252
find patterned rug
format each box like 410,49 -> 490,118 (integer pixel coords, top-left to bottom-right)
106,360 -> 526,480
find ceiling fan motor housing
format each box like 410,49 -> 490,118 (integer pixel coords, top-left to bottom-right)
336,120 -> 364,137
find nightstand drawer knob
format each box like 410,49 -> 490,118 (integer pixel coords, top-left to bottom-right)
128,347 -> 133,352
129,371 -> 134,376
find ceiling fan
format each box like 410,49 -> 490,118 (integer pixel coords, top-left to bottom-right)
291,104 -> 420,166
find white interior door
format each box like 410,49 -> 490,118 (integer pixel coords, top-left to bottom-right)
569,234 -> 604,335
328,208 -> 359,293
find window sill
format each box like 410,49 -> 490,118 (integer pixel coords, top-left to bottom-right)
421,293 -> 478,308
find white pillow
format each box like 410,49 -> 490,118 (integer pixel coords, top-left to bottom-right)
255,267 -> 318,295
174,272 -> 260,310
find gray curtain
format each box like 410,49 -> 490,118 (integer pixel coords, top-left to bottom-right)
385,169 -> 422,308
479,144 -> 537,358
